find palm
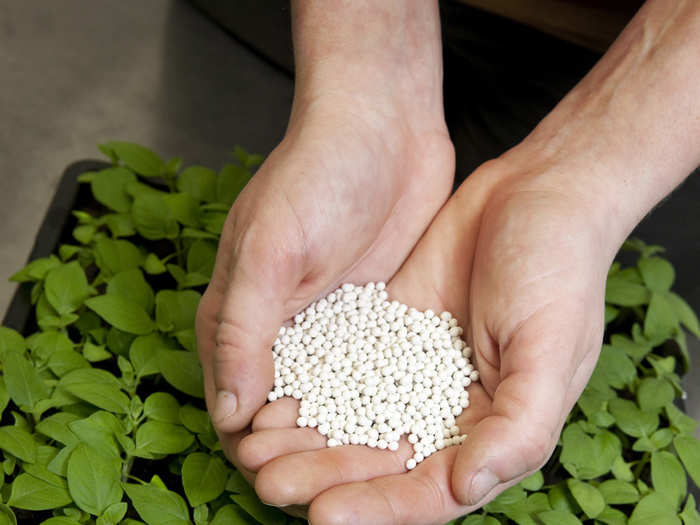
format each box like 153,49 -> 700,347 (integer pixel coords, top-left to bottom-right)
237,161 -> 613,524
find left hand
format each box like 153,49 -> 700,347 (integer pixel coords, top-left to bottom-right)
234,150 -> 623,524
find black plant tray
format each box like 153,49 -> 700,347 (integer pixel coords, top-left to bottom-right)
2,160 -> 110,332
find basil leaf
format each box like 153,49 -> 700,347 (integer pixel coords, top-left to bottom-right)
123,482 -> 192,525
163,193 -> 200,227
8,472 -> 72,510
35,412 -> 80,446
103,213 -> 136,237
651,450 -> 685,509
9,255 -> 61,283
0,327 -> 25,359
566,479 -> 604,519
155,290 -> 201,333
107,268 -> 155,313
94,238 -> 144,275
143,393 -> 181,424
86,295 -> 155,335
644,291 -> 679,340
179,405 -> 211,434
59,369 -> 129,414
69,412 -> 123,459
674,436 -> 700,487
629,492 -> 682,525
667,292 -> 700,337
605,275 -> 650,306
666,403 -> 698,436
181,452 -> 227,506
186,240 -> 217,278
67,443 -> 123,515
609,398 -> 659,438
157,350 -> 205,398
129,334 -> 173,377
596,505 -> 629,525
209,504 -> 253,525
177,166 -> 217,203
680,494 -> 700,525
45,262 -> 92,315
47,349 -> 90,377
101,141 -> 164,176
227,470 -> 285,525
132,193 -> 179,240
638,377 -> 675,412
91,167 -> 137,213
638,256 -> 675,292
82,341 -> 112,362
0,426 -> 37,463
598,479 -> 640,505
135,421 -> 194,455
217,164 -> 251,206
3,351 -> 49,408
537,510 -> 582,525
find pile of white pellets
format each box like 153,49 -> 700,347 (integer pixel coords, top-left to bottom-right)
268,282 -> 478,470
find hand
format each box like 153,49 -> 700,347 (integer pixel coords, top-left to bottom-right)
195,7 -> 454,493
235,151 -> 622,524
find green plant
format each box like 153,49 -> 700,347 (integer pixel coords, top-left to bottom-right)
0,141 -> 698,524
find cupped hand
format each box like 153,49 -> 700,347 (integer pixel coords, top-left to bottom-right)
236,152 -> 623,524
195,83 -> 454,456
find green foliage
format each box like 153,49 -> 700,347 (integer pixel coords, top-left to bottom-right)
0,143 -> 697,524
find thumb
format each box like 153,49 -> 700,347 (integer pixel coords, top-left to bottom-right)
451,312 -> 599,505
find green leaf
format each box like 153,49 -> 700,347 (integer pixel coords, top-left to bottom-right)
209,504 -> 253,525
651,450 -> 685,509
100,502 -> 128,525
134,421 -> 194,455
0,327 -> 25,359
537,510 -> 582,525
638,377 -> 675,412
44,262 -> 92,315
680,495 -> 700,525
47,349 -> 90,377
674,435 -> 700,487
67,443 -> 123,515
598,479 -> 640,505
177,166 -> 217,203
217,164 -> 251,206
566,479 -> 604,519
94,238 -> 144,275
132,193 -> 179,240
644,291 -> 679,340
521,470 -> 544,491
667,292 -> 700,337
91,167 -> 137,212
163,193 -> 200,227
107,268 -> 155,313
666,403 -> 698,435
227,470 -> 285,525
179,405 -> 211,434
9,255 -> 61,283
629,492 -> 682,525
181,453 -> 227,506
638,256 -> 675,292
129,334 -> 173,377
82,341 -> 112,362
142,253 -> 167,275
85,295 -> 155,335
609,398 -> 659,438
592,344 -> 637,389
3,351 -> 50,408
103,213 -> 136,237
155,290 -> 201,332
122,482 -> 192,525
608,333 -> 652,363
605,274 -> 650,306
68,412 -> 123,458
560,424 -> 620,479
36,412 -> 80,446
144,393 -> 181,424
650,428 -> 674,449
27,330 -> 73,361
186,240 -> 217,278
59,368 -> 130,414
0,426 -> 37,463
157,350 -> 205,398
8,472 -> 72,510
596,506 -> 629,525
232,145 -> 263,169
73,224 -> 96,244
101,141 -> 164,176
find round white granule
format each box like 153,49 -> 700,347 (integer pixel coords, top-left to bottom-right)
268,282 -> 478,467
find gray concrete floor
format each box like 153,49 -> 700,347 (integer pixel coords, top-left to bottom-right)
0,0 -> 293,314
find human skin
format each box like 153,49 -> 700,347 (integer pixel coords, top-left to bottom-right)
196,0 -> 700,523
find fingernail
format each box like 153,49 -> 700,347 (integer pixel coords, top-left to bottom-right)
213,390 -> 237,423
261,500 -> 290,508
468,468 -> 499,505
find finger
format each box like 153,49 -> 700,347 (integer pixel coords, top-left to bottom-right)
451,305 -> 587,506
251,397 -> 301,432
255,440 -> 414,506
238,427 -> 327,472
307,447 -> 479,525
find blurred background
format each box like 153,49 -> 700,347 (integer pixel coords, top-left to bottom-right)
1,0 -> 698,418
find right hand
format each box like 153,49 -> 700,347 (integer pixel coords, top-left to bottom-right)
195,85 -> 455,464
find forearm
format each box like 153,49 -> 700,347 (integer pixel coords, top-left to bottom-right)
289,0 -> 445,129
507,0 -> 700,250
